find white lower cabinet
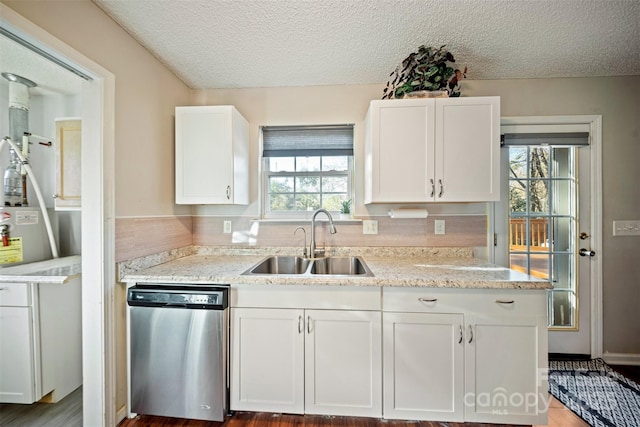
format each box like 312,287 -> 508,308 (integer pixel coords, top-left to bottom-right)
0,279 -> 82,404
0,305 -> 38,403
231,308 -> 304,413
305,309 -> 381,416
231,306 -> 382,417
382,288 -> 548,425
464,314 -> 547,424
231,285 -> 546,425
383,312 -> 464,422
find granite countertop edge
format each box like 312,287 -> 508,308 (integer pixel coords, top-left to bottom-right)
0,255 -> 82,284
119,247 -> 550,290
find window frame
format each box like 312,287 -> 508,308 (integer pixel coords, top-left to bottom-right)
260,124 -> 355,220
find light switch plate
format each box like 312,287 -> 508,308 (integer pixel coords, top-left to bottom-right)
363,220 -> 378,234
223,221 -> 232,234
434,219 -> 446,235
613,220 -> 640,236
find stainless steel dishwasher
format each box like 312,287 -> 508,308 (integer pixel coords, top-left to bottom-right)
127,283 -> 229,422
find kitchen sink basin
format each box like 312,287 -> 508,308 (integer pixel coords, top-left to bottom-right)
246,256 -> 311,275
243,255 -> 373,277
310,256 -> 371,276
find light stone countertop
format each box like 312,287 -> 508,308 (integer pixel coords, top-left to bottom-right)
120,247 -> 549,290
0,255 -> 82,284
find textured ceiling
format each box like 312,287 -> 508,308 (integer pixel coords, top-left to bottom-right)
93,0 -> 640,90
0,33 -> 83,96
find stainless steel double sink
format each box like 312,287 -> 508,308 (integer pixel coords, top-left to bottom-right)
242,255 -> 373,277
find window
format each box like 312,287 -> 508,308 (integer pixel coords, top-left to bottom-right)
262,125 -> 353,218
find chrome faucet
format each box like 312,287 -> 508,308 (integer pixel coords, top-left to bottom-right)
309,208 -> 337,258
294,226 -> 307,258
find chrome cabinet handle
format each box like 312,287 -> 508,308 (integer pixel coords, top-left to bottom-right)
458,325 -> 463,344
298,315 -> 303,334
307,315 -> 312,334
430,179 -> 435,198
495,299 -> 515,304
226,185 -> 231,199
468,325 -> 473,343
418,297 -> 438,303
438,179 -> 443,198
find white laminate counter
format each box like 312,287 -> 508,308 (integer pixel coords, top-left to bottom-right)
119,247 -> 549,290
0,255 -> 82,284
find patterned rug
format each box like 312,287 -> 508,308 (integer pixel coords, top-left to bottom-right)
549,359 -> 640,427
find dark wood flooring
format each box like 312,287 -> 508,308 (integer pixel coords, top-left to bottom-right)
1,365 -> 637,427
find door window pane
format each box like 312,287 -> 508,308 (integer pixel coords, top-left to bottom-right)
507,146 -> 578,329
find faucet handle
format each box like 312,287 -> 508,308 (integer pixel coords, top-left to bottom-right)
294,226 -> 308,258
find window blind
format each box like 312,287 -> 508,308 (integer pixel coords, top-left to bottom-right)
262,125 -> 354,157
502,132 -> 589,146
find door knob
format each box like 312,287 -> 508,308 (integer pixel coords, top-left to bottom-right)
579,232 -> 590,240
579,248 -> 595,257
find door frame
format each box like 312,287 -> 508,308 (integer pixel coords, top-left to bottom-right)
1,5 -> 116,426
491,115 -> 602,358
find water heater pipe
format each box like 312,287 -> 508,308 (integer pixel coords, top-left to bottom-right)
0,137 -> 59,259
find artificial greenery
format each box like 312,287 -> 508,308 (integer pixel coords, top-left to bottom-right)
383,45 -> 464,99
340,199 -> 352,214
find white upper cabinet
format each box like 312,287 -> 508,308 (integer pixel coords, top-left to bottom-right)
175,106 -> 249,205
364,97 -> 500,203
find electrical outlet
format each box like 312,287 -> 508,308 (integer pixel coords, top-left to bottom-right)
363,220 -> 378,235
223,220 -> 232,234
434,219 -> 445,235
613,220 -> 640,236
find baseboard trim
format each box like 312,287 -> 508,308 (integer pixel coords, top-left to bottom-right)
549,353 -> 591,361
602,352 -> 640,366
116,404 -> 127,424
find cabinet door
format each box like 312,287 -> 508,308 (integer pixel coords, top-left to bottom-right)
435,97 -> 500,201
176,106 -> 248,204
54,118 -> 82,210
305,310 -> 382,417
0,307 -> 37,403
383,312 -> 464,422
464,314 -> 547,425
230,308 -> 304,413
365,99 -> 435,203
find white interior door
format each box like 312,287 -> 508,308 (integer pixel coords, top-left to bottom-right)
495,120 -> 598,356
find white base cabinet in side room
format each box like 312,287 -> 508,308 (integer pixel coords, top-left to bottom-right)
0,278 -> 82,404
175,105 -> 249,205
364,97 -> 500,203
0,306 -> 38,403
231,308 -> 304,414
383,312 -> 464,422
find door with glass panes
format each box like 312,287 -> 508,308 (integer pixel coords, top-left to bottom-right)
495,126 -> 593,355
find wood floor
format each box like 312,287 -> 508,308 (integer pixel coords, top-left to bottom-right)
117,397 -> 586,427
0,386 -> 82,427
3,365 -> 639,427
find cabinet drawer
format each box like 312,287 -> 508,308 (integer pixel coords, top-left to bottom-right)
0,283 -> 31,307
383,287 -> 545,316
232,284 -> 381,311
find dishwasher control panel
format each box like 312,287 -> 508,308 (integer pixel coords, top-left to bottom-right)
127,284 -> 228,309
